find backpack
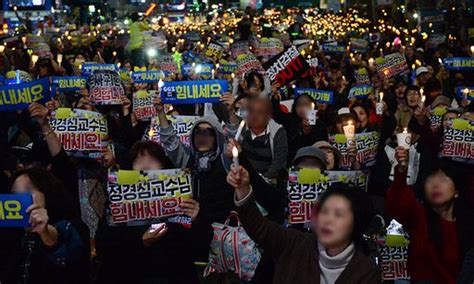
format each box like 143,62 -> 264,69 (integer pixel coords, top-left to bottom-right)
204,211 -> 261,281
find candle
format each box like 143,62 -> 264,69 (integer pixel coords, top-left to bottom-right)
57,53 -> 63,65
112,51 -> 117,57
158,79 -> 164,92
232,146 -> 239,169
235,120 -> 246,141
343,120 -> 355,140
396,128 -> 411,167
463,88 -> 469,100
31,55 -> 39,65
307,103 -> 317,125
211,69 -> 215,79
21,36 -> 27,45
0,45 -> 4,53
471,46 -> 474,55
379,92 -> 384,102
368,58 -> 374,67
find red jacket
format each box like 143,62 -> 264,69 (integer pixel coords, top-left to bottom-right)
386,169 -> 460,284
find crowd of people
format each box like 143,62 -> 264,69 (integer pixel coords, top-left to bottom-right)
0,5 -> 473,284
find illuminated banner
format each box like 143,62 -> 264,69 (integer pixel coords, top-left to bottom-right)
294,88 -> 334,104
217,63 -> 238,75
143,115 -> 200,146
52,76 -> 87,91
375,53 -> 409,79
161,80 -> 228,104
50,109 -> 108,159
0,77 -> 51,111
81,63 -> 117,77
455,87 -> 474,101
0,193 -> 33,227
88,70 -> 124,105
329,132 -> 380,168
287,169 -> 368,224
441,119 -> 474,163
443,58 -> 474,70
131,71 -> 166,83
107,169 -> 193,226
348,85 -> 374,99
263,46 -> 310,85
133,90 -> 158,121
181,63 -> 214,79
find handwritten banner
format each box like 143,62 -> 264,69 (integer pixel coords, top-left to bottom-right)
375,53 -> 409,79
329,132 -> 380,168
131,71 -> 166,83
82,63 -> 117,77
0,77 -> 51,111
443,57 -> 474,71
88,70 -> 124,105
441,119 -> 474,162
0,193 -> 33,227
263,46 -> 310,85
143,115 -> 200,146
52,76 -> 87,91
287,169 -> 368,224
348,85 -> 374,99
50,109 -> 108,159
294,88 -> 334,104
107,169 -> 193,226
161,80 -> 228,104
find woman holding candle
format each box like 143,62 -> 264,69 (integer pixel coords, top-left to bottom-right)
271,90 -> 328,165
387,155 -> 474,284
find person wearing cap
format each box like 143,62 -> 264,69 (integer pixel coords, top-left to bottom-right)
313,141 -> 342,170
416,66 -> 431,87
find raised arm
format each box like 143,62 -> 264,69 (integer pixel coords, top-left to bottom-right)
227,165 -> 306,260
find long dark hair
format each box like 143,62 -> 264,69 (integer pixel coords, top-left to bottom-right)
422,160 -> 474,260
317,184 -> 375,253
11,167 -> 75,223
291,93 -> 316,121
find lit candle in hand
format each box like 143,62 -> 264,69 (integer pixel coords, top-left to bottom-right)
232,146 -> 239,169
235,120 -> 246,141
57,53 -> 63,65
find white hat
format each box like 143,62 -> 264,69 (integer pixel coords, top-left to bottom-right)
337,107 -> 351,115
415,66 -> 429,77
416,47 -> 424,53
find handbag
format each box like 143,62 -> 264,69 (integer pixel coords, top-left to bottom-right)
204,211 -> 261,281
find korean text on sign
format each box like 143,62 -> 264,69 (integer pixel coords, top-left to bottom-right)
0,193 -> 33,227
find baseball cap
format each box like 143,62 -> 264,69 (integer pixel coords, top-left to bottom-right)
292,146 -> 328,166
416,66 -> 429,77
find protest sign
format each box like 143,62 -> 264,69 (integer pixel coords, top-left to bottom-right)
263,46 -> 310,85
231,41 -> 250,59
321,43 -> 345,53
256,37 -> 284,60
348,85 -> 373,99
294,88 -> 334,104
217,63 -> 238,75
52,76 -> 87,92
181,63 -> 214,79
354,68 -> 371,85
329,132 -> 379,168
0,77 -> 51,111
81,63 -> 117,77
455,87 -> 474,101
107,169 -> 193,226
377,240 -> 410,280
375,53 -> 409,79
308,58 -> 319,68
287,169 -> 368,224
443,58 -> 474,71
88,70 -> 124,105
131,71 -> 166,83
50,108 -> 108,159
350,38 -> 369,52
235,53 -> 264,77
143,115 -> 200,146
204,42 -> 225,60
161,80 -> 228,104
158,55 -> 180,74
441,119 -> 474,162
133,90 -> 158,121
0,193 -> 33,227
